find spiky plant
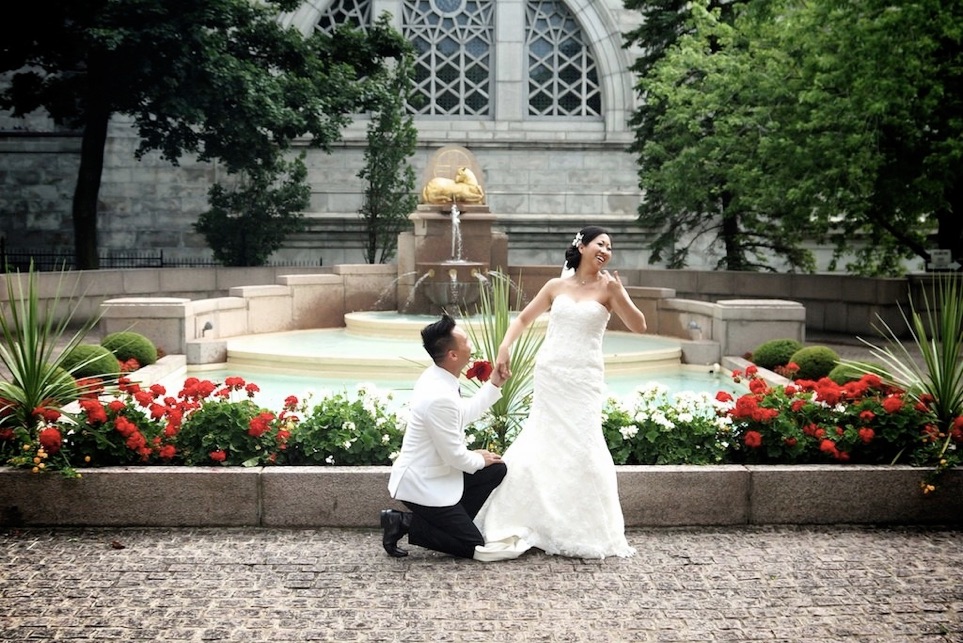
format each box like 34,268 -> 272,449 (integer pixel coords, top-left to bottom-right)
0,264 -> 103,432
461,270 -> 544,452
847,274 -> 963,482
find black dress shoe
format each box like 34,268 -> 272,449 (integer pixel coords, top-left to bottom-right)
380,509 -> 411,557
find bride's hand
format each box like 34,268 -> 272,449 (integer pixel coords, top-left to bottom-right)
601,270 -> 624,292
495,347 -> 512,380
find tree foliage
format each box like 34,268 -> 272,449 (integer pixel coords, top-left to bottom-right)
357,55 -> 419,264
626,0 -> 963,275
0,2 -> 409,269
194,155 -> 310,267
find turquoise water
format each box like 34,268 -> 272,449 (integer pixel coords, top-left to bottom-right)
181,364 -> 743,411
178,325 -> 742,411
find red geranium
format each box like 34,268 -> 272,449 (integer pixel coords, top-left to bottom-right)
744,430 -> 763,448
466,360 -> 493,382
38,427 -> 62,455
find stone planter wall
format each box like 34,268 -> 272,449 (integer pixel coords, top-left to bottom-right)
2,465 -> 959,529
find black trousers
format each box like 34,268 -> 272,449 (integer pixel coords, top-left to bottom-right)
402,462 -> 507,559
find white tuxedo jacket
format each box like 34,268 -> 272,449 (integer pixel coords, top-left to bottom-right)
388,365 -> 502,507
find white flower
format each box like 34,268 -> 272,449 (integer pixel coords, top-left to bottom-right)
343,421 -> 356,433
619,424 -> 639,439
381,434 -> 390,445
325,455 -> 335,465
388,451 -> 400,461
571,231 -> 583,246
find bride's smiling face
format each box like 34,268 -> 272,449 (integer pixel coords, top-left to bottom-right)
581,234 -> 612,269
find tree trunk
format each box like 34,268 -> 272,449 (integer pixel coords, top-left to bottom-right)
935,184 -> 963,267
72,89 -> 110,270
719,192 -> 747,271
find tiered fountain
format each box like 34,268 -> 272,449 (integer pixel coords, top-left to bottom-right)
396,145 -> 505,315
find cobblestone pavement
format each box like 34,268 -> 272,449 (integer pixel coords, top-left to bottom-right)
1,525 -> 961,642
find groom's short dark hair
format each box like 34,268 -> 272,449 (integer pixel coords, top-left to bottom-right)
422,314 -> 457,365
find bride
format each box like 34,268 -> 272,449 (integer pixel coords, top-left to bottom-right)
474,226 -> 647,559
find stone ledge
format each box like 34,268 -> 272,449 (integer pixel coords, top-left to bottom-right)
1,465 -> 959,528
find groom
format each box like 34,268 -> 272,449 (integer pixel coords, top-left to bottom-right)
381,314 -> 524,561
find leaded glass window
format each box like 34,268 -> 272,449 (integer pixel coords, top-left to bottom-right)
310,0 -> 603,119
526,0 -> 601,117
402,0 -> 493,116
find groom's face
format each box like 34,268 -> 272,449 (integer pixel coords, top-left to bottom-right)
449,325 -> 473,373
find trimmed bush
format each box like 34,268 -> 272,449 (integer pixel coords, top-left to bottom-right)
751,338 -> 803,370
788,345 -> 840,381
101,331 -> 158,367
62,344 -> 121,380
828,362 -> 890,385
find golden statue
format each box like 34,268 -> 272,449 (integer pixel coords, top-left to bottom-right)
421,167 -> 485,205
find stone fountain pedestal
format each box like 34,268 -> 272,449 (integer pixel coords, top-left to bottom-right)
397,204 -> 507,315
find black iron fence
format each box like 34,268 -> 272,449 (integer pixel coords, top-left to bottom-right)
1,238 -> 322,271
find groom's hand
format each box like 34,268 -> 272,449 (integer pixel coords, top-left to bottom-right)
490,367 -> 506,387
475,449 -> 503,467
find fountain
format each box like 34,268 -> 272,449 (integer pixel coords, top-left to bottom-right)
415,204 -> 486,311
104,144 -> 761,399
397,145 -> 502,315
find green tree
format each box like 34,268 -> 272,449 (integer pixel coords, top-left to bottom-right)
194,155 -> 310,267
626,0 -> 963,274
784,0 -> 963,274
624,0 -> 757,270
357,55 -> 419,264
0,2 -> 408,269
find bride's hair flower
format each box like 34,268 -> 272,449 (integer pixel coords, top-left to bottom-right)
466,360 -> 493,382
571,232 -> 583,247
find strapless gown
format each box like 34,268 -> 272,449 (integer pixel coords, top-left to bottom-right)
474,293 -> 635,559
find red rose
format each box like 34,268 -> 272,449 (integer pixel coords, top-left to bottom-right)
466,360 -> 493,382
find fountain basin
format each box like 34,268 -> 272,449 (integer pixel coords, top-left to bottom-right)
343,311 -> 550,339
223,320 -> 683,381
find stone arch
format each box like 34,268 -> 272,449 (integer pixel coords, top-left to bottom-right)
560,0 -> 636,134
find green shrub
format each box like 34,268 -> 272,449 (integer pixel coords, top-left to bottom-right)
789,345 -> 840,381
751,338 -> 803,370
828,362 -> 889,385
62,344 -> 121,380
101,331 -> 158,367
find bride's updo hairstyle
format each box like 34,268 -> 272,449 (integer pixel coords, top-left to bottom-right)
422,313 -> 457,364
564,226 -> 608,271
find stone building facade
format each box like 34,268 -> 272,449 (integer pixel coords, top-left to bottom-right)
1,0 -> 656,269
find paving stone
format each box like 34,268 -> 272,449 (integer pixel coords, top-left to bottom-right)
1,525 -> 961,642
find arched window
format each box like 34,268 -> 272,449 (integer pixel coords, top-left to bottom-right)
526,0 -> 601,117
403,0 -> 494,117
312,0 -> 602,119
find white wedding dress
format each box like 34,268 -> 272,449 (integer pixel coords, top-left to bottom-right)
474,293 -> 635,559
